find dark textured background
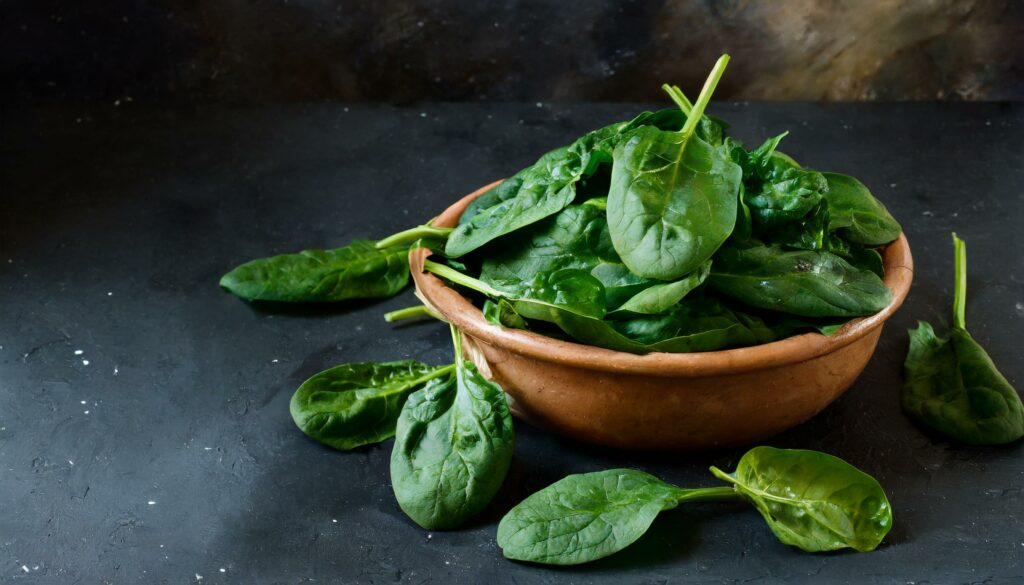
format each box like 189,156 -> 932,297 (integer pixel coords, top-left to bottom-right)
2,0 -> 1022,105
1,100 -> 1021,583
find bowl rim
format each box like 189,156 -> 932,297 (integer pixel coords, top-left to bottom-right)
411,180 -> 914,377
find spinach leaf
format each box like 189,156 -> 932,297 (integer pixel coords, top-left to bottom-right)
902,234 -> 1024,444
608,260 -> 710,316
607,56 -> 741,280
290,361 -> 454,451
390,326 -> 515,529
220,240 -> 410,303
822,172 -> 902,246
430,261 -> 774,354
710,446 -> 893,552
608,297 -> 776,351
446,146 -> 586,257
478,204 -> 675,311
478,204 -> 610,284
483,299 -> 529,330
744,147 -> 828,233
709,244 -> 891,317
497,469 -> 737,565
770,200 -> 829,251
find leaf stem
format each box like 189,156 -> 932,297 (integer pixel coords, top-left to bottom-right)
679,54 -> 730,141
661,84 -> 692,114
384,305 -> 441,322
449,323 -> 463,362
375,226 -> 453,250
409,363 -> 457,388
423,259 -> 504,298
952,232 -> 967,330
674,486 -> 743,504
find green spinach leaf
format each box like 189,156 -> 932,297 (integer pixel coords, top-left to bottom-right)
608,260 -> 711,316
709,244 -> 891,317
902,234 -> 1024,444
744,149 -> 828,233
290,361 -> 454,451
710,446 -> 893,552
446,146 -> 586,257
390,326 -> 515,529
498,469 -> 737,565
822,172 -> 901,246
220,240 -> 410,303
607,56 -> 741,280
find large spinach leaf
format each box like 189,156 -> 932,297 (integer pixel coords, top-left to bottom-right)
710,446 -> 893,553
220,240 -> 410,302
709,244 -> 891,317
607,56 -> 741,280
822,172 -> 902,246
390,326 -> 515,529
497,469 -> 737,565
902,234 -> 1024,444
290,361 -> 454,451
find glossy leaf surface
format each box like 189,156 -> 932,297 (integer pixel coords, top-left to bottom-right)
290,361 -> 453,451
710,446 -> 893,552
390,329 -> 514,529
709,244 -> 891,317
220,240 -> 409,302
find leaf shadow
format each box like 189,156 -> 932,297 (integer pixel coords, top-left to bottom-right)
241,296 -> 393,318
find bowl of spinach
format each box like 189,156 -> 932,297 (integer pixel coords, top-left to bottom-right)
220,55 -> 913,451
405,55 -> 913,450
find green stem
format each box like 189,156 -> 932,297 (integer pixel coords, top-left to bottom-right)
384,305 -> 441,322
375,225 -> 453,250
674,486 -> 743,504
672,85 -> 694,111
409,363 -> 457,388
952,232 -> 967,330
661,83 -> 692,114
679,54 -> 730,141
423,259 -> 504,298
449,323 -> 463,363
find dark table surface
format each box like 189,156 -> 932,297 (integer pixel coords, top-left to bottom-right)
1,101 -> 1022,584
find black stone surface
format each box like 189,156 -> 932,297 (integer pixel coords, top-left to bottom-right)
1,102 -> 1021,584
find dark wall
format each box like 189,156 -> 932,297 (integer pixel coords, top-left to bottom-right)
3,0 -> 1021,105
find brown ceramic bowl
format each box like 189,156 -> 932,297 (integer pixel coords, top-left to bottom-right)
411,181 -> 914,451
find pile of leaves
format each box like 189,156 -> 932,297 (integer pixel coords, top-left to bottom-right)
223,55 -> 903,354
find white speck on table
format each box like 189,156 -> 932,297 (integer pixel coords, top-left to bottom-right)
82,359 -> 90,366
74,349 -> 84,355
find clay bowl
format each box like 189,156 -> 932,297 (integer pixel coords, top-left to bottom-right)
411,181 -> 914,451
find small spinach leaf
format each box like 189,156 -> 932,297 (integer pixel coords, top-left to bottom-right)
902,234 -> 1024,444
608,260 -> 711,316
390,326 -> 515,529
290,361 -> 454,451
710,446 -> 893,552
744,150 -> 828,233
822,172 -> 901,246
483,299 -> 530,330
220,240 -> 409,302
709,244 -> 891,317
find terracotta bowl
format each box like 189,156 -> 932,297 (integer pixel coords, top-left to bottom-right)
411,181 -> 914,451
